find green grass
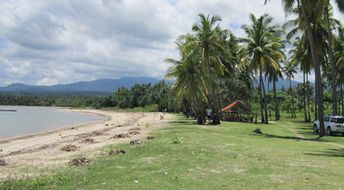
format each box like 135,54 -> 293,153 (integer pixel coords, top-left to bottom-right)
1,116 -> 344,190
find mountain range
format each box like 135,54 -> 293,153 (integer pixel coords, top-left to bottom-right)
0,77 -> 160,95
0,76 -> 308,95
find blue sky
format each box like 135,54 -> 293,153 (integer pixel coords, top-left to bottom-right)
0,0 -> 342,86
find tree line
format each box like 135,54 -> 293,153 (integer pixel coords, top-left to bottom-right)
166,0 -> 344,137
0,81 -> 182,112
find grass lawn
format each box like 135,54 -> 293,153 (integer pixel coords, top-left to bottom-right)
1,116 -> 344,190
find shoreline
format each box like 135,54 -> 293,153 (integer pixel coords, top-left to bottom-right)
0,108 -> 110,144
0,109 -> 173,181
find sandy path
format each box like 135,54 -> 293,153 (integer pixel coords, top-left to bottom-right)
0,109 -> 174,181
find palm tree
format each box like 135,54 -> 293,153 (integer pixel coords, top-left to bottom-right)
265,62 -> 283,120
240,13 -> 285,124
334,27 -> 344,115
191,14 -> 228,125
284,61 -> 298,118
165,35 -> 209,124
265,0 -> 344,137
289,37 -> 312,121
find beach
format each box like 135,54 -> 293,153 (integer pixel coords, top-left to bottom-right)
0,109 -> 173,180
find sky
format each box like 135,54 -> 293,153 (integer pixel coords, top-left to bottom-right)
0,0 -> 343,86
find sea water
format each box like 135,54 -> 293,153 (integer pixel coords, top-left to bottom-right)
0,106 -> 105,138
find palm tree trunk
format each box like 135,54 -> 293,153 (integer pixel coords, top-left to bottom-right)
341,84 -> 344,116
325,8 -> 338,116
263,80 -> 268,124
303,71 -> 307,122
273,80 -> 280,120
259,67 -> 265,123
300,0 -> 325,137
306,74 -> 311,122
268,81 -> 272,117
289,77 -> 296,118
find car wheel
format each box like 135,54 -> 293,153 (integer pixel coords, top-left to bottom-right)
327,127 -> 332,136
313,125 -> 318,133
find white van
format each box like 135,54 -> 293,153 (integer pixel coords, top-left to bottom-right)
314,116 -> 344,136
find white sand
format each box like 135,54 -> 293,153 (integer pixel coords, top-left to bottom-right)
0,109 -> 174,180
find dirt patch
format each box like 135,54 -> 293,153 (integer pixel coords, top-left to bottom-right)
60,144 -> 79,152
109,149 -> 126,155
68,157 -> 91,166
130,139 -> 143,145
147,136 -> 155,140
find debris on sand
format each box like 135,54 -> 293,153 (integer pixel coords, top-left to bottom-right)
68,157 -> 91,166
0,149 -> 3,152
80,138 -> 96,144
130,139 -> 143,145
105,123 -> 109,126
116,124 -> 124,128
91,131 -> 103,136
111,133 -> 130,139
129,131 -> 140,135
147,136 -> 155,140
61,144 -> 79,152
129,128 -> 141,135
253,128 -> 263,135
109,149 -> 126,155
0,158 -> 7,166
130,128 -> 141,131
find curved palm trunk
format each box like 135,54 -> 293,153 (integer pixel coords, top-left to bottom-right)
300,0 -> 325,137
273,80 -> 280,120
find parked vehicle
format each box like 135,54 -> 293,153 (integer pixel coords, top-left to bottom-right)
314,116 -> 344,136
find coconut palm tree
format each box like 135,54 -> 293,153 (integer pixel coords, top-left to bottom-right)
284,61 -> 298,118
334,27 -> 344,115
240,13 -> 285,124
165,34 -> 209,124
289,37 -> 313,121
265,62 -> 283,120
191,13 -> 228,125
265,0 -> 344,137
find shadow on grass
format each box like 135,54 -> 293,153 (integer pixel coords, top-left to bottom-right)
262,133 -> 330,142
169,120 -> 194,125
305,148 -> 344,157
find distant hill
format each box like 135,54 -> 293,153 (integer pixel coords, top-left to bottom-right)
0,76 -> 312,95
0,77 -> 161,95
254,78 -> 314,91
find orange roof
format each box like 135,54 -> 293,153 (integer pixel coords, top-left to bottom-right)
221,101 -> 250,112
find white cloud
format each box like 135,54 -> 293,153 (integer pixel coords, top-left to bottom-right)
0,0 -> 342,86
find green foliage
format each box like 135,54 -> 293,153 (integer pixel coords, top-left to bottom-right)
171,137 -> 181,144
